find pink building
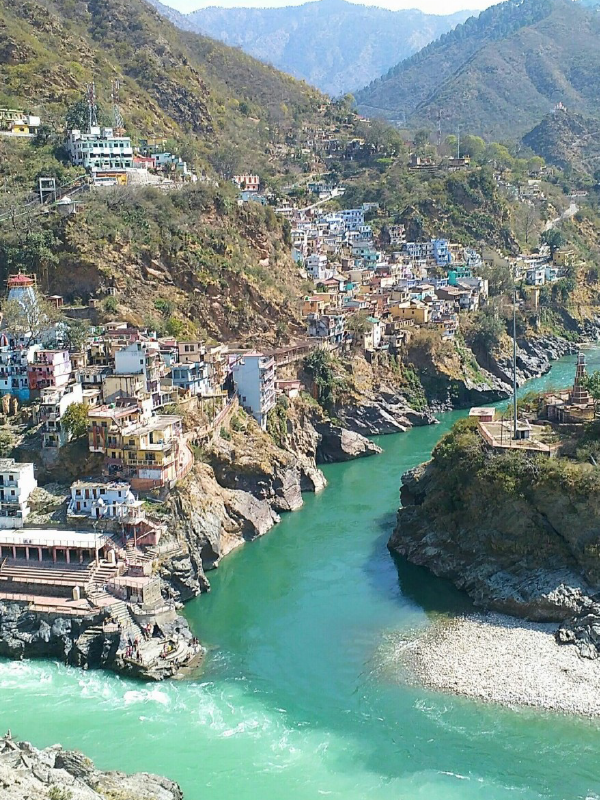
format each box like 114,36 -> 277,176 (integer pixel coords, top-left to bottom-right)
233,174 -> 259,192
28,350 -> 72,392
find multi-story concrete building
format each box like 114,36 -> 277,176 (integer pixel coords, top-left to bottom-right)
121,415 -> 189,490
27,349 -> 72,394
115,342 -> 163,408
177,341 -> 206,364
231,352 -> 276,429
305,253 -> 332,281
68,480 -> 140,520
66,127 -> 133,171
0,459 -> 37,529
0,343 -> 38,401
39,382 -> 84,449
307,313 -> 345,346
171,362 -> 211,397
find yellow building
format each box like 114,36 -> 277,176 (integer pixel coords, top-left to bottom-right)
389,301 -> 430,325
121,415 -> 185,490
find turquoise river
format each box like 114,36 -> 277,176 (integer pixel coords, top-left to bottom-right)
3,351 -> 600,799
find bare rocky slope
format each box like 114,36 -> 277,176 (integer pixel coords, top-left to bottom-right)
0,733 -> 183,800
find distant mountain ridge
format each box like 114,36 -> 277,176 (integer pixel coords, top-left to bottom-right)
355,0 -> 600,140
146,0 -> 473,96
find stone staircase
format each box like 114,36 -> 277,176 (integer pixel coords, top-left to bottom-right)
107,599 -> 143,638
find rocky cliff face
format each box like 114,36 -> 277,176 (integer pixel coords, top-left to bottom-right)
0,602 -> 199,681
389,422 -> 600,659
418,334 -> 577,411
162,462 -> 280,600
0,734 -> 183,800
160,404 -> 382,600
337,387 -> 435,435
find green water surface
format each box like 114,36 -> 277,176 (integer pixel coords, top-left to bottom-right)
2,352 -> 600,799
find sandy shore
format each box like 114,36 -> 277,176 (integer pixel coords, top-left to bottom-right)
393,613 -> 600,717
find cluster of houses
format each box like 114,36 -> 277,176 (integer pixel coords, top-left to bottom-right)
270,194 -> 492,353
0,107 -> 41,138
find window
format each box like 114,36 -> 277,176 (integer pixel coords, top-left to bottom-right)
9,475 -> 13,481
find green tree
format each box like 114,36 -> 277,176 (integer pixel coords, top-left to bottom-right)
61,403 -> 89,439
464,307 -> 506,356
303,349 -> 348,411
582,370 -> 600,407
64,318 -> 90,353
541,228 -> 564,258
65,99 -> 92,131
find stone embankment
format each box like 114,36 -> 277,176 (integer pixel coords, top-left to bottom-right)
0,733 -> 183,799
394,613 -> 600,717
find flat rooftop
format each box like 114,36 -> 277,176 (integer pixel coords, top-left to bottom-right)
0,529 -> 110,548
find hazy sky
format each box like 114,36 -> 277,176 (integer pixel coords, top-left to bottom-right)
164,0 -> 494,15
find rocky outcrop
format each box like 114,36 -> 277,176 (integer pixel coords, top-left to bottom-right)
484,334 -> 577,389
283,399 -> 383,460
0,602 -> 200,681
417,334 -> 577,411
313,420 -> 382,462
161,463 -> 280,600
0,733 -> 183,800
338,390 -> 436,435
208,432 -> 324,512
389,423 -> 600,659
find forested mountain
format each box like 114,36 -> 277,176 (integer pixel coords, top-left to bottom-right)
147,0 -> 472,96
355,0 -> 600,140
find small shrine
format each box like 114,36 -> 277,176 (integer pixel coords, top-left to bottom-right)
545,352 -> 596,424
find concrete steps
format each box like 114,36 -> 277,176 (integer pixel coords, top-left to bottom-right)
108,600 -> 142,638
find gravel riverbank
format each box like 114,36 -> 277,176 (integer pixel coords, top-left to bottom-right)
394,613 -> 600,717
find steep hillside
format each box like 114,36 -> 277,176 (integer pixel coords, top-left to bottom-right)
149,0 -> 471,96
355,0 -> 600,140
0,183 -> 306,344
0,0 -> 323,168
523,109 -> 600,175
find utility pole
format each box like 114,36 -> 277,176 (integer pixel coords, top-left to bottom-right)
456,124 -> 461,160
513,287 -> 518,439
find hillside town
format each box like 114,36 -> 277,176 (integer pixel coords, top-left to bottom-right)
0,86 -> 586,683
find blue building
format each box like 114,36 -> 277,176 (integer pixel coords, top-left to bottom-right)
432,239 -> 452,266
171,362 -> 211,397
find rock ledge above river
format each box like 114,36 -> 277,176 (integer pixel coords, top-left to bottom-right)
0,733 -> 184,800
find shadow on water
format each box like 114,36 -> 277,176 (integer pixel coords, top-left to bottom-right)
390,550 -> 474,616
363,510 -> 474,616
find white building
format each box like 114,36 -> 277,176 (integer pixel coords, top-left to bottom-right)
232,352 -> 276,429
39,382 -> 84,449
339,208 -> 365,231
0,459 -> 37,529
115,342 -> 163,407
305,253 -> 332,281
66,127 -> 133,171
68,480 -> 141,520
